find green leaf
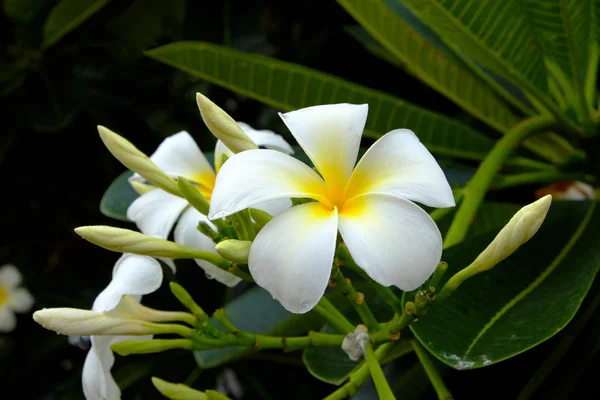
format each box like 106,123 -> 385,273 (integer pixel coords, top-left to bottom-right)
99,170 -> 138,221
3,0 -> 49,23
145,41 -> 513,163
42,0 -> 112,48
407,201 -> 600,369
337,0 -> 521,135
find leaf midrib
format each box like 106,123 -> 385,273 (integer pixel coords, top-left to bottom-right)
462,201 -> 596,359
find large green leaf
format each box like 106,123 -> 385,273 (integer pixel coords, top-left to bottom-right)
3,0 -> 49,23
396,0 -> 555,111
99,170 -> 138,221
407,201 -> 600,369
146,41 -> 522,163
337,0 -> 521,135
42,0 -> 112,48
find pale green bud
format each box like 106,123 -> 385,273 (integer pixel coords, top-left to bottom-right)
215,239 -> 251,264
33,308 -> 158,336
74,226 -> 218,261
130,180 -> 156,195
151,377 -> 208,400
112,338 -> 193,356
439,195 -> 552,299
98,125 -> 180,196
117,296 -> 196,325
178,176 -> 210,215
196,93 -> 257,153
249,208 -> 272,230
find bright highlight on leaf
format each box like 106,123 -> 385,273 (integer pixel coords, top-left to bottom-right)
209,103 -> 455,313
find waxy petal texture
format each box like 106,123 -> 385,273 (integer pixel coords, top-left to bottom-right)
209,149 -> 327,219
248,202 -> 338,314
338,193 -> 442,291
279,104 -> 367,192
127,189 -> 188,239
175,208 -> 241,287
345,129 -> 454,208
82,336 -> 120,400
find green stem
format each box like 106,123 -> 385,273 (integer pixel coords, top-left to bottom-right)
229,210 -> 256,240
429,190 -> 464,222
490,170 -> 591,190
336,245 -> 404,316
317,297 -> 355,333
444,115 -> 556,248
331,266 -> 381,331
413,342 -> 453,400
324,342 -> 396,400
585,44 -> 599,109
370,313 -> 415,344
313,304 -> 354,334
366,343 -> 396,400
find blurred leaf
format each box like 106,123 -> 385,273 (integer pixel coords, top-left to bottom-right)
337,0 -> 521,135
406,201 -> 600,369
145,41 -> 542,168
0,62 -> 26,96
99,170 -> 138,221
344,25 -> 402,67
42,0 -> 113,48
3,0 -> 49,23
107,0 -> 186,62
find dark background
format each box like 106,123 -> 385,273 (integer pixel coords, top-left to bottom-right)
2,0 -> 599,399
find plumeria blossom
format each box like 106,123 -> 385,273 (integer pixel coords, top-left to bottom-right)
82,254 -> 162,400
209,104 -> 455,314
127,123 -> 293,286
535,181 -> 595,200
0,264 -> 34,332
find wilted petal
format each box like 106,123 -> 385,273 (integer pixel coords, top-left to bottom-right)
92,255 -> 163,312
8,288 -> 34,313
127,190 -> 188,239
279,104 -> 367,192
339,193 -> 442,291
345,129 -> 454,208
175,207 -> 241,287
248,202 -> 338,313
0,264 -> 21,289
0,308 -> 16,332
209,149 -> 328,219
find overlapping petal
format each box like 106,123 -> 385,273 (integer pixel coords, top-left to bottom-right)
248,202 -> 338,313
174,208 -> 241,287
279,104 -> 367,193
344,129 -> 455,208
209,149 -> 328,219
82,336 -> 120,400
92,254 -> 163,312
127,189 -> 188,239
338,193 -> 442,291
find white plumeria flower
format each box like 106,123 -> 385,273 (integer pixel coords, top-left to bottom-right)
209,104 -> 455,314
82,254 -> 162,400
127,123 -> 293,287
0,264 -> 34,332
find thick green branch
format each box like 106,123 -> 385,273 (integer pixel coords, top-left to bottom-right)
413,341 -> 453,400
444,115 -> 556,248
331,265 -> 381,331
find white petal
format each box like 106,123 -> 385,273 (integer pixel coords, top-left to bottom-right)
214,122 -> 295,172
345,129 -> 454,208
0,264 -> 22,289
174,208 -> 241,287
8,288 -> 34,313
83,336 -> 121,400
126,190 -> 188,238
253,198 -> 292,217
248,202 -> 338,314
279,104 -> 367,192
92,255 -> 163,312
0,308 -> 16,332
209,149 -> 328,219
338,193 -> 442,291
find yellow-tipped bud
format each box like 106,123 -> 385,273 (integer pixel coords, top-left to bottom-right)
98,126 -> 180,196
151,377 -> 207,400
33,308 -> 157,336
215,240 -> 251,264
196,93 -> 257,153
439,195 -> 552,299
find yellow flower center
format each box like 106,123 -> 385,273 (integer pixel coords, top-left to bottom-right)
0,286 -> 9,306
194,172 -> 217,202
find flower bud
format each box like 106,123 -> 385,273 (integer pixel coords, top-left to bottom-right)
196,93 -> 257,153
439,195 -> 552,299
151,377 -> 207,400
178,176 -> 210,215
130,180 -> 155,195
112,338 -> 193,356
33,308 -> 157,336
215,240 -> 251,264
